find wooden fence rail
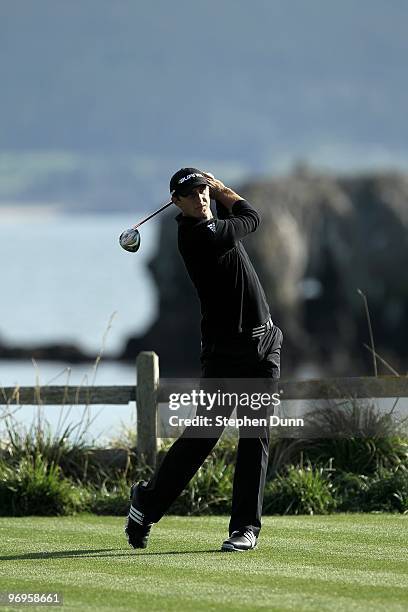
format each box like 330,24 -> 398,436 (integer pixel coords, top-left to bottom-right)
1,351 -> 408,468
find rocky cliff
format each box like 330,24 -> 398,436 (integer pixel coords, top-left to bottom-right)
122,169 -> 408,378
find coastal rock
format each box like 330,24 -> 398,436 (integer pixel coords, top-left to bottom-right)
0,341 -> 93,363
122,169 -> 408,378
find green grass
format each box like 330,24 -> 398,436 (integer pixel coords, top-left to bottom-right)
0,515 -> 407,611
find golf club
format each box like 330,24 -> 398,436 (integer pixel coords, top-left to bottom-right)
119,200 -> 172,252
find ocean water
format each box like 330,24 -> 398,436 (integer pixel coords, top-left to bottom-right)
0,207 -> 158,355
0,208 -> 159,440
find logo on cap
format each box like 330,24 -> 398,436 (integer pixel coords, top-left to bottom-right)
178,173 -> 204,185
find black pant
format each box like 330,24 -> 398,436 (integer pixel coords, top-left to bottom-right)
139,325 -> 283,537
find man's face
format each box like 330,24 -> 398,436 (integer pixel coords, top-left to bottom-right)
173,184 -> 211,219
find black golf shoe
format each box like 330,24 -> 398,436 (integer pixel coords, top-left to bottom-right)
124,482 -> 153,549
221,528 -> 258,552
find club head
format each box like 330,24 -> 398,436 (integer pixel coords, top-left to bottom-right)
119,228 -> 141,253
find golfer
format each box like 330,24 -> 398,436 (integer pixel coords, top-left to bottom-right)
125,168 -> 283,551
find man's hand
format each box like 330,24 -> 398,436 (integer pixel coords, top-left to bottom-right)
202,172 -> 226,199
202,172 -> 243,210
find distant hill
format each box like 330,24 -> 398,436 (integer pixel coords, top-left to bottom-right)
1,0 -> 408,210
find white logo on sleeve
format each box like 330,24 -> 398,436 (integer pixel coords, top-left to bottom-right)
207,221 -> 216,233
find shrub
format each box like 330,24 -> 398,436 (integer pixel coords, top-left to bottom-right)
263,465 -> 336,515
303,436 -> 408,475
2,414 -> 97,481
89,479 -> 130,515
168,447 -> 234,516
362,467 -> 408,513
292,400 -> 408,475
332,471 -> 371,512
88,437 -> 237,517
267,437 -> 307,477
332,467 -> 408,513
1,416 -> 145,486
0,454 -> 88,516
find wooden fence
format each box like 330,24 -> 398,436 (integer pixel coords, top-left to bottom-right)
1,351 -> 408,468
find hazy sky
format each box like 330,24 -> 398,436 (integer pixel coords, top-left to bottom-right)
1,0 -> 408,176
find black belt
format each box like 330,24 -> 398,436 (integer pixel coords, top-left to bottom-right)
202,317 -> 274,345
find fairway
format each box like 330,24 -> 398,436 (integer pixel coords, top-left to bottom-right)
0,515 -> 407,611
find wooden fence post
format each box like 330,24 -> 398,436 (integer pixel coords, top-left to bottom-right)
136,351 -> 159,469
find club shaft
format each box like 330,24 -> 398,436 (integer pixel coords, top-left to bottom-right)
133,201 -> 172,229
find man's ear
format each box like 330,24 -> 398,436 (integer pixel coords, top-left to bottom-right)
172,194 -> 181,209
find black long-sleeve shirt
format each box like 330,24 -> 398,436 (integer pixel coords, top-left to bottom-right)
176,199 -> 270,340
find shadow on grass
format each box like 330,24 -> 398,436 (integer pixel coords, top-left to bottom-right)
0,548 -> 221,561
